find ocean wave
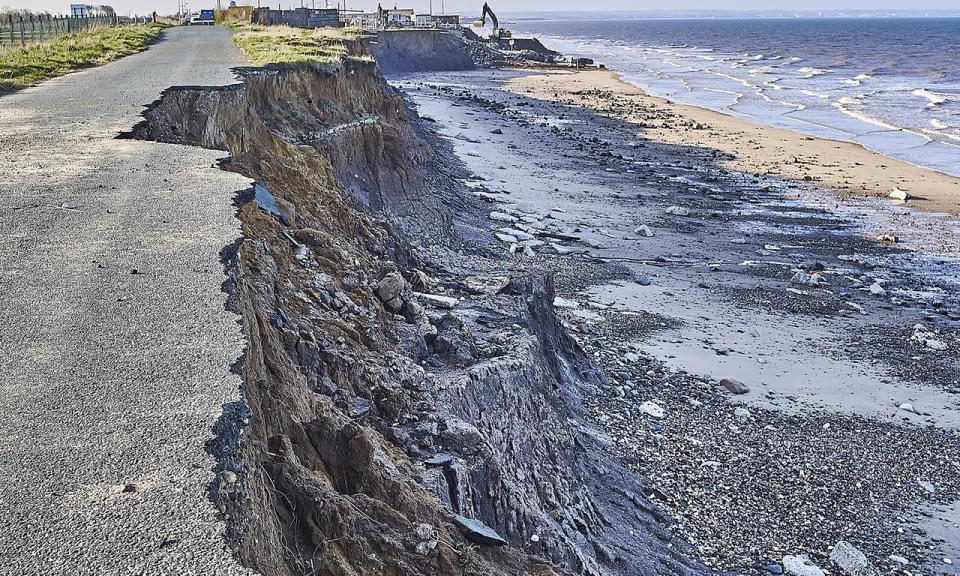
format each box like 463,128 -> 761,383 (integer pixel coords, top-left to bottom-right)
798,67 -> 828,78
755,88 -> 804,110
843,79 -> 861,86
913,88 -> 947,107
837,96 -> 862,106
853,73 -> 873,81
749,65 -> 779,76
800,89 -> 830,99
832,101 -> 905,132
930,119 -> 952,130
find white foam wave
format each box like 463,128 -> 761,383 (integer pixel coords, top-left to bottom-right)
913,88 -> 947,107
798,67 -> 828,78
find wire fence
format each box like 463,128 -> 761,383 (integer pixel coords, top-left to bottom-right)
0,14 -> 154,48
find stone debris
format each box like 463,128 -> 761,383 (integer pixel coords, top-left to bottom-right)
489,210 -> 518,223
782,554 -> 824,576
637,400 -> 664,418
868,282 -> 886,296
889,188 -> 911,201
635,224 -> 654,237
665,205 -> 690,216
414,292 -> 459,309
791,271 -> 825,287
910,324 -> 948,351
453,515 -> 507,546
829,540 -> 877,576
720,378 -> 749,395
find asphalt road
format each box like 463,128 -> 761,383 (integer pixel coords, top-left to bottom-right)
0,27 -> 255,575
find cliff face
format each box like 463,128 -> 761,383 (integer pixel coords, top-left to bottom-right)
128,57 -> 708,576
371,29 -> 502,73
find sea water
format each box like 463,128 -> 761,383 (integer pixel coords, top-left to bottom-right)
508,14 -> 960,177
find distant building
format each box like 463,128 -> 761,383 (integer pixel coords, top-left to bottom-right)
348,12 -> 378,29
70,4 -> 88,16
382,7 -> 414,27
432,14 -> 459,28
251,7 -> 341,28
415,13 -> 431,27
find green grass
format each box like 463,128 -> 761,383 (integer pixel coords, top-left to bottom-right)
228,24 -> 368,66
0,23 -> 167,94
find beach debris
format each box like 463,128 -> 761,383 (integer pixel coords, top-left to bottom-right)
583,238 -> 609,249
720,378 -> 749,395
845,301 -> 866,315
453,515 -> 507,546
414,292 -> 458,309
910,324 -> 947,351
494,232 -> 517,243
888,555 -> 909,565
498,227 -> 535,241
733,407 -> 752,420
875,233 -> 899,243
463,275 -> 509,295
637,400 -> 664,418
489,211 -> 518,223
783,554 -> 825,576
553,296 -> 578,309
889,188 -> 911,201
916,478 -> 937,494
829,540 -> 877,576
897,402 -> 916,413
868,282 -> 886,296
665,205 -> 690,216
377,272 -> 410,313
635,224 -> 654,237
791,271 -> 826,287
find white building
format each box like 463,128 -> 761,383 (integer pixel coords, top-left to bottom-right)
415,13 -> 432,27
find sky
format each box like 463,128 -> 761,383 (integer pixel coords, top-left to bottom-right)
5,0 -> 959,17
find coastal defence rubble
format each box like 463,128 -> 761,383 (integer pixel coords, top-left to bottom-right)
126,52 -> 712,576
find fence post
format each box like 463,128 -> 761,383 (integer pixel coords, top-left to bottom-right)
29,14 -> 35,43
18,16 -> 24,47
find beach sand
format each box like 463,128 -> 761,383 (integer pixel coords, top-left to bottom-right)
505,68 -> 960,214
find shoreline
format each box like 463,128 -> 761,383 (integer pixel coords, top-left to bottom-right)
502,67 -> 960,216
395,64 -> 960,574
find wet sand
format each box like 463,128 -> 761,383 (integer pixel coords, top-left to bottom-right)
505,68 -> 960,215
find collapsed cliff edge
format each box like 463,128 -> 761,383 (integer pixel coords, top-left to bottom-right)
125,37 -> 713,576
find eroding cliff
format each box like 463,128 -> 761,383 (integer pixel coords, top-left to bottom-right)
128,56 -> 709,576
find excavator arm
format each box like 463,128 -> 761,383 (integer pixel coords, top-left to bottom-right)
481,2 -> 498,33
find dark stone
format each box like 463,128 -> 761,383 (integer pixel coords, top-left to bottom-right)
453,515 -> 507,546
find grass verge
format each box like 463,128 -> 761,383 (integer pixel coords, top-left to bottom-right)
227,23 -> 368,66
0,23 -> 168,94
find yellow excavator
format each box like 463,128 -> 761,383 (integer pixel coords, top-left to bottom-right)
474,2 -> 511,39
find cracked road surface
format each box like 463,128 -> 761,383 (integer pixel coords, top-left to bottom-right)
0,27 -> 254,575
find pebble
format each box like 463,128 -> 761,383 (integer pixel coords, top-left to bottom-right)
720,378 -> 750,395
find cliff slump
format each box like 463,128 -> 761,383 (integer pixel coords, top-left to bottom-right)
371,29 -> 503,73
128,58 -> 708,576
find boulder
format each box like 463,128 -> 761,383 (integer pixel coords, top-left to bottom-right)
453,515 -> 507,546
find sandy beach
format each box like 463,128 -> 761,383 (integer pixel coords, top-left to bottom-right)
504,68 -> 960,215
